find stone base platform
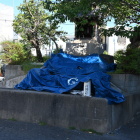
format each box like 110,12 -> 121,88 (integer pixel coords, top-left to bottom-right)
0,88 -> 139,133
65,42 -> 104,56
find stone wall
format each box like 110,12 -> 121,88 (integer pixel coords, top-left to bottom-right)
110,74 -> 140,94
5,65 -> 25,80
0,88 -> 139,133
1,75 -> 26,88
0,65 -> 25,88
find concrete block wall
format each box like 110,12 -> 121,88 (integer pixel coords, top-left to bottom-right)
5,65 -> 25,80
0,65 -> 25,88
0,75 -> 26,88
0,88 -> 140,133
0,89 -> 111,133
110,74 -> 140,94
111,94 -> 139,130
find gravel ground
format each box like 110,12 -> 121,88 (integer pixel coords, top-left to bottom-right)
0,112 -> 139,140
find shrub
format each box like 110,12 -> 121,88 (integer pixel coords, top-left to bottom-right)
114,48 -> 140,74
0,41 -> 29,65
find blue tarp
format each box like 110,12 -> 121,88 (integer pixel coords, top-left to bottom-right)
15,53 -> 125,104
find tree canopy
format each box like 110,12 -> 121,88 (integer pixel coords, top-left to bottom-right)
44,0 -> 140,39
99,0 -> 140,38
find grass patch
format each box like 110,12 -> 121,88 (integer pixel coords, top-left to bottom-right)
21,56 -> 50,74
80,129 -> 102,135
9,118 -> 17,121
21,61 -> 43,74
39,121 -> 47,126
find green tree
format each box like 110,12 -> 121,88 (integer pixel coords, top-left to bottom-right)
0,41 -> 28,65
114,48 -> 140,74
45,0 -> 105,29
44,0 -> 140,46
98,0 -> 140,39
13,0 -> 67,62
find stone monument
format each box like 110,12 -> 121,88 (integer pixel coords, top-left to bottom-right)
65,4 -> 105,56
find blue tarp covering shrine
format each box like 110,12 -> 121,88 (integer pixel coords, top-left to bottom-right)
15,53 -> 125,104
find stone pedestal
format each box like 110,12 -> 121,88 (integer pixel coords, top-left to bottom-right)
65,39 -> 104,56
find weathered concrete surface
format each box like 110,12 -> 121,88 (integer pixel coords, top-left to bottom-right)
110,74 -> 140,94
0,65 -> 25,88
111,94 -> 140,130
5,65 -> 25,80
0,88 -> 139,133
0,75 -> 26,88
0,113 -> 140,140
0,88 -> 111,133
66,43 -> 104,56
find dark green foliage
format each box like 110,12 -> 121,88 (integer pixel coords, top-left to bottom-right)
45,0 -> 139,40
114,48 -> 140,74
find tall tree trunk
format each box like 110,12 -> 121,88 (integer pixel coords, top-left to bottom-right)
34,40 -> 43,62
28,34 -> 43,62
36,46 -> 43,62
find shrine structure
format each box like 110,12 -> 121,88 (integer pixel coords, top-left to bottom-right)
65,4 -> 105,56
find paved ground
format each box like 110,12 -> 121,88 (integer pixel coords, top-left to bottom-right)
0,112 -> 140,140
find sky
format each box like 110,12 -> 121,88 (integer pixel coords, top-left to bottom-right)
0,0 -> 75,37
0,0 -> 23,16
0,0 -> 114,38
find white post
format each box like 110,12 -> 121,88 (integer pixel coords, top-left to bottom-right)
83,80 -> 91,97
